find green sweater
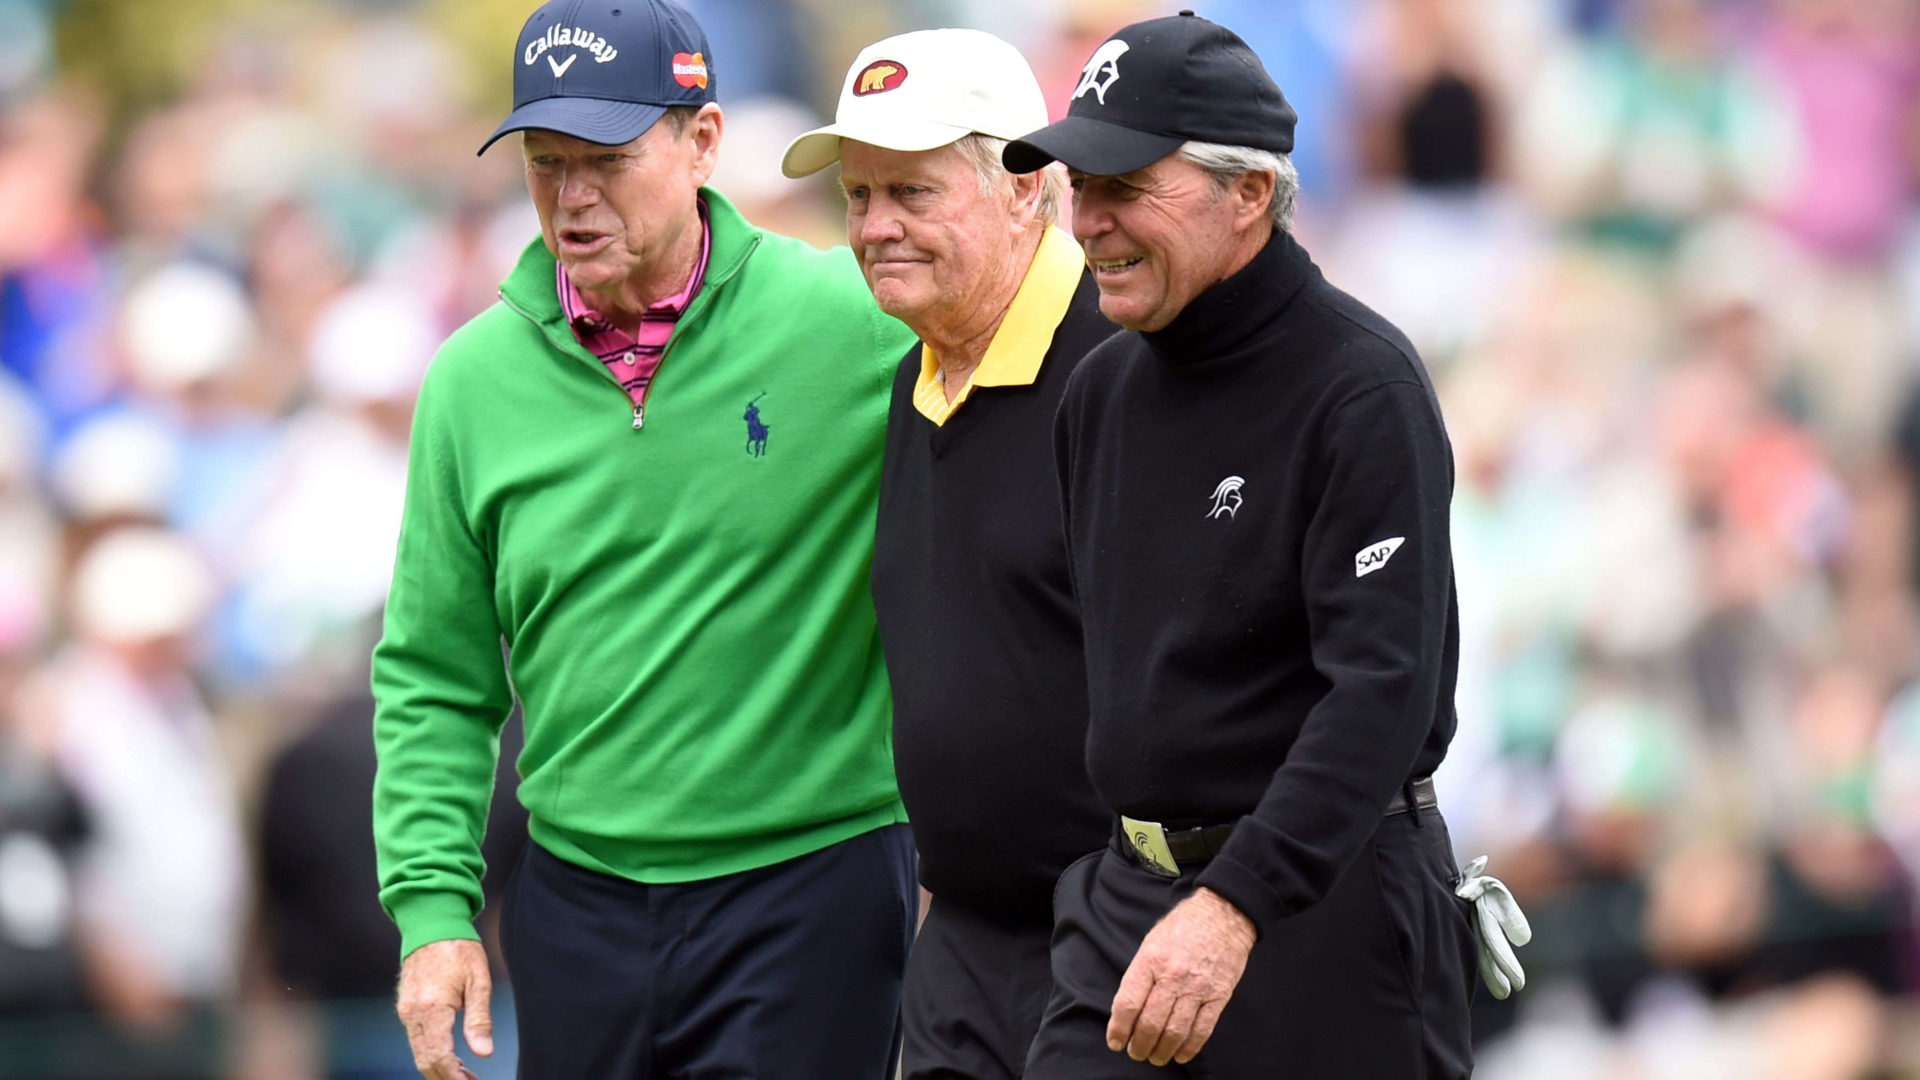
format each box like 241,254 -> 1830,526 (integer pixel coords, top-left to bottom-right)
372,189 -> 915,957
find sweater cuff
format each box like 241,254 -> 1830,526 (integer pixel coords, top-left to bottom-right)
1194,856 -> 1285,940
391,891 -> 482,959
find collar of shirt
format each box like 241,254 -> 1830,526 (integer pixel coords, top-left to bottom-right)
912,224 -> 1084,427
558,200 -> 713,360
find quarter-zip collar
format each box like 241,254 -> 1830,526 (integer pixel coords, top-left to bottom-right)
499,185 -> 764,376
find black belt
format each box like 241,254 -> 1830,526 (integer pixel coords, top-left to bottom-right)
1124,776 -> 1439,872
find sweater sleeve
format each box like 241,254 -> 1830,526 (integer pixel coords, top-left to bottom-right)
371,361 -> 515,958
1197,380 -> 1454,934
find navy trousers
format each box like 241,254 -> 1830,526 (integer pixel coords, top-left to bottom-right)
501,824 -> 916,1079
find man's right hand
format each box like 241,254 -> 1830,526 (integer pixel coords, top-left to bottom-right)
397,938 -> 493,1080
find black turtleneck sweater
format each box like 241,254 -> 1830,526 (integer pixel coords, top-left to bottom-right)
1052,230 -> 1460,936
873,271 -> 1117,922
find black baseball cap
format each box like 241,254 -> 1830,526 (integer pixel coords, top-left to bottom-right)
478,0 -> 718,155
1002,10 -> 1295,176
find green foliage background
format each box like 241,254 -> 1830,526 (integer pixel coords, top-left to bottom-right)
50,0 -> 533,120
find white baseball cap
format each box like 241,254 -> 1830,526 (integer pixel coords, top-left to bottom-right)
780,29 -> 1048,178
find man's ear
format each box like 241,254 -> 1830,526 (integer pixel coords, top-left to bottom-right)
1230,168 -> 1275,233
689,103 -> 725,187
1008,167 -> 1046,236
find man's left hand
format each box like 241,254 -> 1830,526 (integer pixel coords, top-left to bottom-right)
1107,887 -> 1257,1066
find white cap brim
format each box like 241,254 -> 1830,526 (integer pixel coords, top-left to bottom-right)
780,116 -> 978,178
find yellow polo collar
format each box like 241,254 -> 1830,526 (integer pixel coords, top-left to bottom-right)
912,225 -> 1083,426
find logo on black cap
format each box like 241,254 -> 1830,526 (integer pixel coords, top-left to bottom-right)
1072,39 -> 1128,105
1002,13 -> 1298,177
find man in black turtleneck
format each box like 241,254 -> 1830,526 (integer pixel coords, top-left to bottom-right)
1000,12 -> 1527,1079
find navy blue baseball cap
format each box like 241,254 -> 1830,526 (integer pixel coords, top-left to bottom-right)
478,0 -> 718,155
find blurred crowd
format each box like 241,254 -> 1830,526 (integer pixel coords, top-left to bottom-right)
0,0 -> 1917,1076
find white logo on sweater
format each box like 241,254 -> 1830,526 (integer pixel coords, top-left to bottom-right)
1355,537 -> 1405,577
1206,476 -> 1244,519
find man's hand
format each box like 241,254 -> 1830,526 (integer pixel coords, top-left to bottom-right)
1107,887 -> 1257,1066
396,939 -> 493,1080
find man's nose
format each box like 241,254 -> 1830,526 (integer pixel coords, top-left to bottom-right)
1072,195 -> 1112,244
858,198 -> 906,247
558,170 -> 600,210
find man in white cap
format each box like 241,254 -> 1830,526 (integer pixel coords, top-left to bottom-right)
783,29 -> 1116,1080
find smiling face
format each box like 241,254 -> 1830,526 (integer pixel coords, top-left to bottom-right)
1069,154 -> 1273,332
522,107 -> 720,309
838,139 -> 1039,337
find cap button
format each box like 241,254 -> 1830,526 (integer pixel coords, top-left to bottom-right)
1179,8 -> 1195,14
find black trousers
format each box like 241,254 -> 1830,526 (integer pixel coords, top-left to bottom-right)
1024,809 -> 1476,1079
501,824 -> 916,1079
902,898 -> 1056,1080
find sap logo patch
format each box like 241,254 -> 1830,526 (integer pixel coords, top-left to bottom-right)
854,60 -> 908,96
1355,537 -> 1405,578
672,51 -> 709,89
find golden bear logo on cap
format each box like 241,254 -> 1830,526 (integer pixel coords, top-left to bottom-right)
672,51 -> 708,89
854,60 -> 908,96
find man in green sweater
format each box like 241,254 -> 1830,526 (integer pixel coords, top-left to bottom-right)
372,1 -> 917,1077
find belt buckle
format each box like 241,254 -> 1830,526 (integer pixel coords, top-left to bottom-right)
1120,815 -> 1182,878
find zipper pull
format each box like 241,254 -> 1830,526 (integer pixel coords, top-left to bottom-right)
632,404 -> 645,430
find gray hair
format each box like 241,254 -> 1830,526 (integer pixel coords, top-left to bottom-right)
951,133 -> 1066,229
1176,141 -> 1298,233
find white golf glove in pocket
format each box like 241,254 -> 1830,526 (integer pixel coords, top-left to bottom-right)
1454,855 -> 1531,999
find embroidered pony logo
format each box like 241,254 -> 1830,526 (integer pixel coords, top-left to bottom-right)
744,393 -> 770,457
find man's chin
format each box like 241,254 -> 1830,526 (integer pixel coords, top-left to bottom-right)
870,284 -> 931,323
1097,292 -> 1151,332
561,258 -> 623,291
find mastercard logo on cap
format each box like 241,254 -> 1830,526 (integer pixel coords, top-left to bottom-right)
853,60 -> 908,96
672,51 -> 708,89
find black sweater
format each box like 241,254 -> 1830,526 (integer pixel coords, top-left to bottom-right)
1052,231 -> 1460,936
873,272 -> 1117,921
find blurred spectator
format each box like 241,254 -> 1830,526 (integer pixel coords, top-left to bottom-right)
0,88 -> 116,443
0,371 -> 86,1019
1747,0 -> 1920,451
219,281 -> 427,678
14,527 -> 243,1072
253,691 -> 527,1079
1754,0 -> 1919,265
1329,0 -> 1543,362
1512,0 -> 1799,250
